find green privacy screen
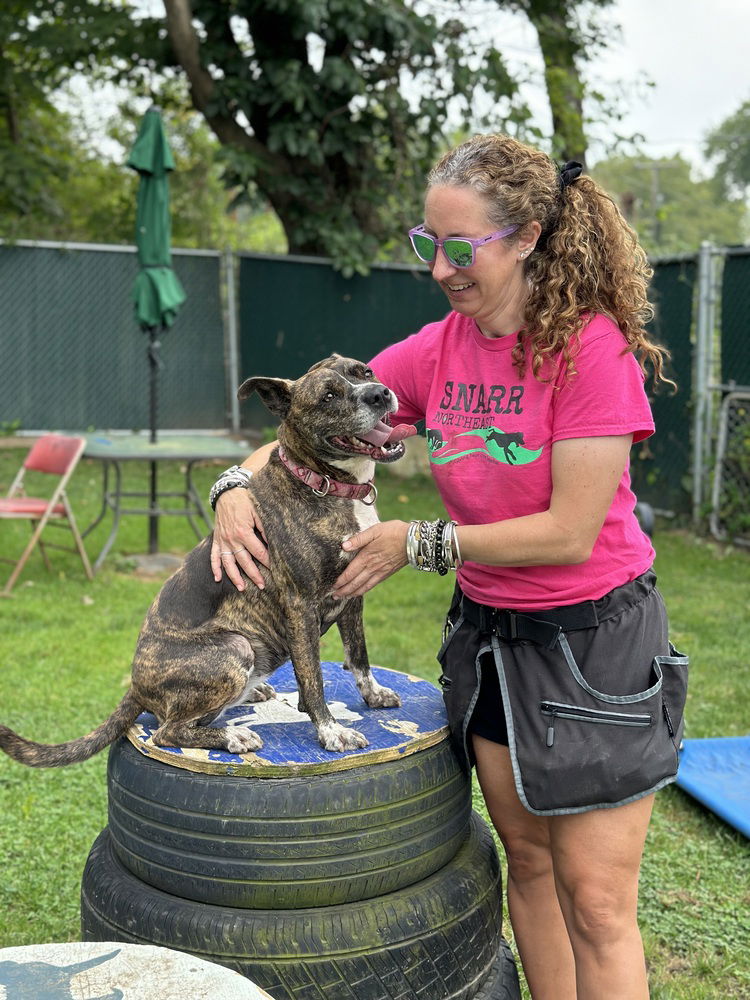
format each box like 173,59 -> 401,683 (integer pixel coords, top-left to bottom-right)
720,253 -> 750,388
237,254 -> 448,430
630,259 -> 696,514
0,244 -> 226,431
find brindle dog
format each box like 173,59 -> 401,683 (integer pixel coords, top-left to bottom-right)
0,355 -> 416,766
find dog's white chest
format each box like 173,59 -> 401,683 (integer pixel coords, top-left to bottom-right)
353,499 -> 379,535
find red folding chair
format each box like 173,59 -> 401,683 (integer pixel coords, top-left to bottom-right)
0,434 -> 94,595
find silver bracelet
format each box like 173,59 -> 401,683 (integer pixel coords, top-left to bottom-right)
450,521 -> 463,568
406,521 -> 421,569
209,465 -> 253,511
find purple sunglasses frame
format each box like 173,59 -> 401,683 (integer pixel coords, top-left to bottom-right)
408,224 -> 519,268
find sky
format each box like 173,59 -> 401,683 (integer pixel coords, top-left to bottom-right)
74,0 -> 750,174
490,0 -> 750,170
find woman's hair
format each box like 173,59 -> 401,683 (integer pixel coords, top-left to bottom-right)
428,134 -> 671,386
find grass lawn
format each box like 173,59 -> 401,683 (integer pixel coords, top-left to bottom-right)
0,446 -> 748,997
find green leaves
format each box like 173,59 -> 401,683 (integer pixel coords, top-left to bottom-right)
167,0 -> 523,270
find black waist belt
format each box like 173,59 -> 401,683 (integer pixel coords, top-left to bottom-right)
460,594 -> 599,649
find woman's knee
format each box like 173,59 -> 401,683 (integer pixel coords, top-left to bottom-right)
499,826 -> 555,886
559,879 -> 637,948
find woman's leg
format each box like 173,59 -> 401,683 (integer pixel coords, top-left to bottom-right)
549,795 -> 654,1000
473,735 -> 577,1000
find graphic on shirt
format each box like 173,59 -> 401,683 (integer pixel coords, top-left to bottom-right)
427,425 -> 543,466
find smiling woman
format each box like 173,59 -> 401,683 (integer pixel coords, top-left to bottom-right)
211,133 -> 685,1000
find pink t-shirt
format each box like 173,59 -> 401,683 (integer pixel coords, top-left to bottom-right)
371,311 -> 655,610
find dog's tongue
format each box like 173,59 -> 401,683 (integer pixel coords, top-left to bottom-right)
360,420 -> 417,447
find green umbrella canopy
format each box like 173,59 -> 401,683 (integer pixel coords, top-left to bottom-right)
128,107 -> 186,330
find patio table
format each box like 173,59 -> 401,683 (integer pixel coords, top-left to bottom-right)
82,432 -> 251,573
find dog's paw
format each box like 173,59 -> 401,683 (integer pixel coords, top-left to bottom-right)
246,682 -> 276,703
225,726 -> 263,754
318,722 -> 369,753
362,683 -> 401,709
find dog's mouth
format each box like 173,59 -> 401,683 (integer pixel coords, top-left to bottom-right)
330,419 -> 417,463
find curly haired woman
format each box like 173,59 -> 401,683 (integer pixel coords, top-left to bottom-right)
212,134 -> 688,999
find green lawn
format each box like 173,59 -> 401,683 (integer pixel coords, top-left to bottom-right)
0,447 -> 748,997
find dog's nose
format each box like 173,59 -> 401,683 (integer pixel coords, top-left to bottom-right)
362,385 -> 391,408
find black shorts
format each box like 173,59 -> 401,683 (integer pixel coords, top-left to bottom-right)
468,652 -> 509,746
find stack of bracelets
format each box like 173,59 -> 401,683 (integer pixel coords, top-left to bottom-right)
406,519 -> 463,575
209,464 -> 253,511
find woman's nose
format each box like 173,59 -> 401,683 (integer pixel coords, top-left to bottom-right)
431,250 -> 458,282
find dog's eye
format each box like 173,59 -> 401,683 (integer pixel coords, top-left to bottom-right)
364,368 -> 374,379
324,391 -> 334,401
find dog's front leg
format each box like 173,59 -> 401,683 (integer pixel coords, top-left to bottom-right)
286,601 -> 369,752
336,598 -> 401,709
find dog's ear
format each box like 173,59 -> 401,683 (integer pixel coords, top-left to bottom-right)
306,353 -> 342,373
237,377 -> 293,418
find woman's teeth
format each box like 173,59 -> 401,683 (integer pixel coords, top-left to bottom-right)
446,281 -> 473,291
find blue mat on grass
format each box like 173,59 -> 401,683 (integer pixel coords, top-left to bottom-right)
676,736 -> 750,838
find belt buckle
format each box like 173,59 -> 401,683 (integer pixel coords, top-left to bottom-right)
490,609 -> 518,641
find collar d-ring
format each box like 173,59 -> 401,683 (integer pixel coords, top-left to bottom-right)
311,475 -> 331,497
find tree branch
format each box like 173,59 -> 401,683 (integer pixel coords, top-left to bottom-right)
162,0 -> 277,167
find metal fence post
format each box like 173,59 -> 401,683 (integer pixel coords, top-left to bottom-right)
692,242 -> 713,524
223,248 -> 241,434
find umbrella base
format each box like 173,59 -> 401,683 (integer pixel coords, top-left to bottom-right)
130,553 -> 184,575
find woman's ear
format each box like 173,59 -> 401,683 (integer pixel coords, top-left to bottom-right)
518,220 -> 542,259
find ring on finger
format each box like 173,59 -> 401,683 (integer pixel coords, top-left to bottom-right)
219,547 -> 247,556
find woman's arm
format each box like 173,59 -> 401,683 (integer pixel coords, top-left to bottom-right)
210,440 -> 277,591
332,434 -> 633,599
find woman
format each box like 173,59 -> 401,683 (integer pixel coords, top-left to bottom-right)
210,134 -> 686,999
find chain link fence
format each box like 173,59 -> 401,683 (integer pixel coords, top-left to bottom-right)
696,247 -> 750,545
0,241 -> 228,433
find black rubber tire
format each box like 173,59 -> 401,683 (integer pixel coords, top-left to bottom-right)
107,736 -> 471,909
473,938 -> 522,1000
82,813 -> 503,1000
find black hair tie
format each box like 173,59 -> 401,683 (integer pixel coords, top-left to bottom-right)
559,160 -> 583,190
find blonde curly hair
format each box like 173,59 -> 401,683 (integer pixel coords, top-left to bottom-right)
428,134 -> 671,386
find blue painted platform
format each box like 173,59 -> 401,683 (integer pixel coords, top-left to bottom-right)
676,736 -> 750,838
127,662 -> 448,776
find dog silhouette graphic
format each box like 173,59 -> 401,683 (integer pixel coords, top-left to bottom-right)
0,948 -> 122,1000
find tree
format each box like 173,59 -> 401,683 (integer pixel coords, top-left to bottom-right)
591,154 -> 747,255
0,0 -> 165,233
500,0 -> 616,166
2,0 -> 643,267
705,98 -> 750,198
162,0 -> 529,274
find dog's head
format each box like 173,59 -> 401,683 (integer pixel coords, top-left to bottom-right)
237,354 -> 415,468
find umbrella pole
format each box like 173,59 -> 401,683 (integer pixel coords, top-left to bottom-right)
148,327 -> 160,553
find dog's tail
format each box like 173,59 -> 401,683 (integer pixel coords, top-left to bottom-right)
0,691 -> 143,767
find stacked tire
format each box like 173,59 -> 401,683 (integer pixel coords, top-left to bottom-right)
82,734 -> 520,999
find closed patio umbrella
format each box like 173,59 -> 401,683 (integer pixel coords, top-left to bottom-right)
127,105 -> 186,553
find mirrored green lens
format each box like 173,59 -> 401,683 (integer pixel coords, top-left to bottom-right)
412,234 -> 436,262
444,240 -> 474,267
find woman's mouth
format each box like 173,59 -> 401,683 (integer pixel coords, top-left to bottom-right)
443,280 -> 475,296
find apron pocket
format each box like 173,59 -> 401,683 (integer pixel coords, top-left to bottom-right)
497,634 -> 681,815
656,644 -> 689,748
540,702 -> 652,748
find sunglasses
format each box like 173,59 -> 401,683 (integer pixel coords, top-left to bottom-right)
408,224 -> 519,268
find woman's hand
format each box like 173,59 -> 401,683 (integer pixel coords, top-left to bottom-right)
332,520 -> 410,599
210,486 -> 269,592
